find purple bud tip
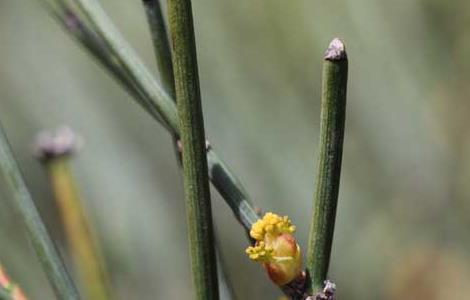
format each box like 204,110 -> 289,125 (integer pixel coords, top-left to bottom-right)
324,38 -> 347,61
33,127 -> 83,161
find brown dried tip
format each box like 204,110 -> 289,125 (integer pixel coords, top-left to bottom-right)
33,127 -> 83,161
324,38 -> 347,61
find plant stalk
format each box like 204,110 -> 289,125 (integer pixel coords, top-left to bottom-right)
45,156 -> 111,300
0,125 -> 79,300
141,3 -> 235,297
168,0 -> 219,298
307,38 -> 348,293
55,0 -> 259,231
142,0 -> 176,98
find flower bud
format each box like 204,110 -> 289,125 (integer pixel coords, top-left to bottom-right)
245,213 -> 302,286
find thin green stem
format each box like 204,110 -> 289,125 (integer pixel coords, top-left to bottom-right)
168,0 -> 219,298
307,38 -> 348,293
141,0 -> 176,98
0,125 -> 79,300
72,0 -> 179,131
53,0 -> 258,231
38,0 -> 170,129
141,0 -> 182,165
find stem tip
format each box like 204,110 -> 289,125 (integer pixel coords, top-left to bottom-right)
324,38 -> 347,61
33,127 -> 82,161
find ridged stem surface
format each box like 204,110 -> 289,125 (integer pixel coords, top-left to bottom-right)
168,0 -> 219,298
307,38 -> 348,293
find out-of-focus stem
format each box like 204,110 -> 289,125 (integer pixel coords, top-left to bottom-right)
307,38 -> 348,293
168,0 -> 219,298
45,157 -> 111,300
0,288 -> 13,300
0,266 -> 27,300
0,124 -> 79,300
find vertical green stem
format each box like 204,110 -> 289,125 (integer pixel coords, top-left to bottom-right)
167,0 -> 219,298
142,0 -> 176,98
0,125 -> 79,300
141,0 -> 183,165
46,157 -> 110,300
307,38 -> 348,293
141,3 -> 235,297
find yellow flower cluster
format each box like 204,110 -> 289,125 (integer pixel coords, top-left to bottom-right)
245,241 -> 274,262
249,212 -> 296,241
245,212 -> 302,286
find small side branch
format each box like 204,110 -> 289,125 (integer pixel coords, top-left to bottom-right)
307,38 -> 348,293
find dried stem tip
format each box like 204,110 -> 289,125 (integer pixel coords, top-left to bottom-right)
33,127 -> 83,161
324,38 -> 346,61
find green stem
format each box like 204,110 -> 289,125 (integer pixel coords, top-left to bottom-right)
168,0 -> 219,298
141,0 -> 183,165
141,3 -> 234,297
142,0 -> 176,98
46,157 -> 111,300
60,0 -> 259,231
72,0 -> 179,131
307,38 -> 348,293
0,125 -> 79,300
38,1 -> 170,129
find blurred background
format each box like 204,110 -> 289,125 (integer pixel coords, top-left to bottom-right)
1,0 -> 470,299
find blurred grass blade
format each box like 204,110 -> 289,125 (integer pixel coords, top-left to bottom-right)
0,124 -> 79,300
307,38 -> 348,293
43,0 -> 259,231
168,0 -> 219,297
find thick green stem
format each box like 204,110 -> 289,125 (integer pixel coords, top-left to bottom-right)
0,125 -> 79,300
46,157 -> 111,300
168,0 -> 219,298
57,0 -> 258,231
141,3 -> 235,297
307,38 -> 348,293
